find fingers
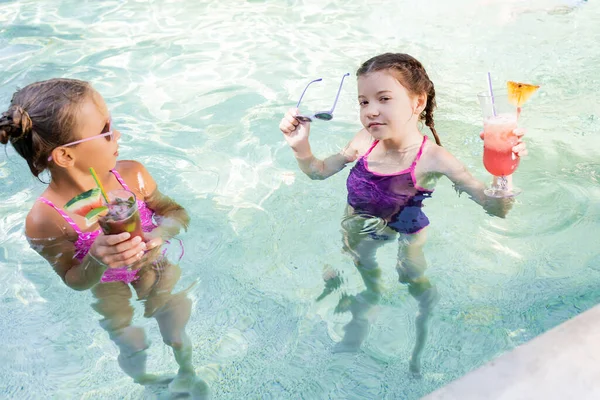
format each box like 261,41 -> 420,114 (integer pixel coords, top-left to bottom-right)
92,234 -> 147,268
512,143 -> 528,157
280,108 -> 300,135
108,235 -> 146,255
279,109 -> 300,135
279,119 -> 297,135
102,232 -> 131,246
101,250 -> 145,269
511,127 -> 527,156
479,131 -> 484,140
512,127 -> 526,137
145,237 -> 163,250
108,245 -> 146,267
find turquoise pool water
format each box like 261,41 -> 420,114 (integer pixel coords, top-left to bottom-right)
1,0 -> 599,398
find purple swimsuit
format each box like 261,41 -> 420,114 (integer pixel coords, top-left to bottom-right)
38,170 -> 158,284
346,135 -> 433,234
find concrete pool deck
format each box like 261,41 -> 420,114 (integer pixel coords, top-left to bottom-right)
423,304 -> 600,400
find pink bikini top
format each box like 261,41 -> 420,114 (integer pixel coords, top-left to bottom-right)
38,169 -> 158,261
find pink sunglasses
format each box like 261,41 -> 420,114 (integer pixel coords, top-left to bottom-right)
48,118 -> 114,162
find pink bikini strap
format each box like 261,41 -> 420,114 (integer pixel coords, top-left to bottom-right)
110,169 -> 131,191
38,170 -> 131,235
37,197 -> 83,235
410,136 -> 428,169
363,140 -> 379,158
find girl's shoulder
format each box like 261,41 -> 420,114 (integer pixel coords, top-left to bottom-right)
113,160 -> 157,198
115,159 -> 147,174
417,138 -> 464,176
347,128 -> 375,159
26,193 -> 74,241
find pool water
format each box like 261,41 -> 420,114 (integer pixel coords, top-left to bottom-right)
1,0 -> 599,398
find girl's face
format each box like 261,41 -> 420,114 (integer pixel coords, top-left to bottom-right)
71,93 -> 121,172
357,70 -> 424,140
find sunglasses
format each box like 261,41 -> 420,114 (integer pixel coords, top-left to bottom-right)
48,117 -> 114,162
295,73 -> 350,123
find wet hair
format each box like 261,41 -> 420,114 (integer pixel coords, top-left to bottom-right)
0,78 -> 94,177
356,53 -> 442,146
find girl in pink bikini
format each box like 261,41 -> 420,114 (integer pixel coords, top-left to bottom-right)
0,79 -> 208,397
279,53 -> 528,374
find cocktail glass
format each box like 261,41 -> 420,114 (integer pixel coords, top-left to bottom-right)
478,90 -> 521,198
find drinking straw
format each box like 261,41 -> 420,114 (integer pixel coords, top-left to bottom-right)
487,72 -> 497,116
89,167 -> 110,203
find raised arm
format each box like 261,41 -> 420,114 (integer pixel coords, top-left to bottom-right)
279,108 -> 367,180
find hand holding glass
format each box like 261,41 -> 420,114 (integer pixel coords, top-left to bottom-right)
98,189 -> 143,240
478,90 -> 521,198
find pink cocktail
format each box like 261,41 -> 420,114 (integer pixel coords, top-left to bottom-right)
478,90 -> 521,198
482,114 -> 519,177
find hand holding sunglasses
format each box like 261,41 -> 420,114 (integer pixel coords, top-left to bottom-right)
295,73 -> 350,123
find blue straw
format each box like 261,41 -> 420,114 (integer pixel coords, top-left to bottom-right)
487,72 -> 497,116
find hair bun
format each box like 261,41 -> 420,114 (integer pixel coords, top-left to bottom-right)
11,106 -> 33,138
0,105 -> 33,144
0,128 -> 9,145
0,113 -> 12,145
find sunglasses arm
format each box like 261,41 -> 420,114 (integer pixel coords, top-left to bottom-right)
296,78 -> 323,109
327,72 -> 350,114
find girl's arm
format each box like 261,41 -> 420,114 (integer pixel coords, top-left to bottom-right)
295,149 -> 356,181
121,160 -> 190,241
296,129 -> 373,180
428,146 -> 516,218
25,208 -> 142,291
280,109 -> 370,180
27,234 -> 107,291
425,127 -> 527,218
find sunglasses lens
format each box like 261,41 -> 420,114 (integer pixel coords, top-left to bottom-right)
295,115 -> 312,123
102,119 -> 113,141
314,113 -> 333,121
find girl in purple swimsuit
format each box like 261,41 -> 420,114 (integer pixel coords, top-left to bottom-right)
0,79 -> 208,397
279,53 -> 528,374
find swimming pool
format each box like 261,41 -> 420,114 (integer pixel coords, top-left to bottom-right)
1,0 -> 599,398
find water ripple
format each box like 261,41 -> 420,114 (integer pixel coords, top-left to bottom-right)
1,0 -> 599,398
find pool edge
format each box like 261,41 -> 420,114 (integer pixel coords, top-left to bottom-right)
423,304 -> 600,400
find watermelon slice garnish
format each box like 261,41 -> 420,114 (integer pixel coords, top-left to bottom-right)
84,206 -> 108,226
64,188 -> 104,217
